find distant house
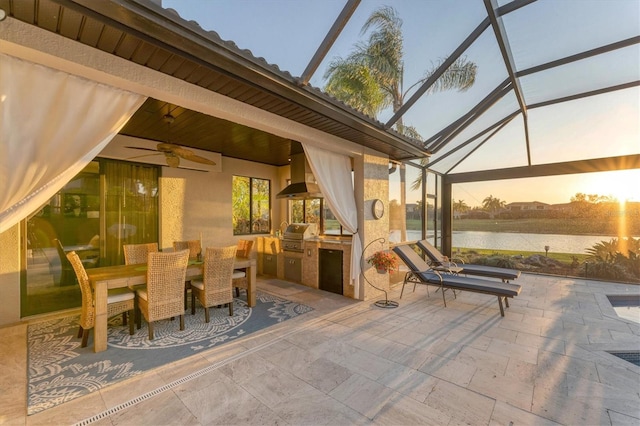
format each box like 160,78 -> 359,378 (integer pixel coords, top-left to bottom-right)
506,201 -> 550,211
549,202 -> 573,211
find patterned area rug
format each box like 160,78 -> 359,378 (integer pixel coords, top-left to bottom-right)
27,291 -> 313,415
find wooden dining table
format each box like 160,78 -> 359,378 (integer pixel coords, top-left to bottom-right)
86,257 -> 256,352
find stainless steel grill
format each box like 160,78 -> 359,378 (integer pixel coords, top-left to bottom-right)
282,223 -> 316,252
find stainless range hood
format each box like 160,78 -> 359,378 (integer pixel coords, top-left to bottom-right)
276,143 -> 323,200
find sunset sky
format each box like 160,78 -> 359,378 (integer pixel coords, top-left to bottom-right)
453,168 -> 640,207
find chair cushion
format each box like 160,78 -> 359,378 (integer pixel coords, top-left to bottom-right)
190,279 -> 205,290
107,288 -> 135,303
136,287 -> 148,301
232,270 -> 246,279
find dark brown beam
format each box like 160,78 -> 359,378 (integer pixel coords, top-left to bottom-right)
424,78 -> 510,149
518,36 -> 640,78
496,0 -> 538,16
529,81 -> 640,110
483,0 -> 531,165
427,111 -> 518,172
442,116 -> 516,174
427,80 -> 512,153
441,180 -> 453,256
299,0 -> 360,86
444,154 -> 640,184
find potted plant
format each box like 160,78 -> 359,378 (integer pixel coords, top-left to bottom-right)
367,250 -> 399,273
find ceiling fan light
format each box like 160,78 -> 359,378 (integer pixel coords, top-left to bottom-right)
166,155 -> 180,168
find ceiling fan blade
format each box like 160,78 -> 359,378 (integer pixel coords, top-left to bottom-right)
175,150 -> 217,166
156,143 -> 180,153
124,146 -> 159,153
123,144 -> 209,171
158,143 -> 217,166
127,152 -> 163,160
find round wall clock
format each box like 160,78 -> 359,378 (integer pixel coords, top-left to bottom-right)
372,199 -> 384,220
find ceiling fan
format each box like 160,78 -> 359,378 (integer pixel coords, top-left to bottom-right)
125,114 -> 217,168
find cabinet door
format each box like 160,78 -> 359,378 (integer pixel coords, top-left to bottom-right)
319,249 -> 343,295
284,256 -> 302,283
263,254 -> 277,276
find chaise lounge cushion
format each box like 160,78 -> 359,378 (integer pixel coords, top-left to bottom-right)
417,240 -> 521,282
410,268 -> 521,297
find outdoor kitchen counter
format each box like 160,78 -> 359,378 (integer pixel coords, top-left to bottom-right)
304,237 -> 352,245
257,236 -> 354,298
256,236 -> 283,278
302,238 -> 354,298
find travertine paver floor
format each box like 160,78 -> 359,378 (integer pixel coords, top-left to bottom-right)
1,273 -> 639,425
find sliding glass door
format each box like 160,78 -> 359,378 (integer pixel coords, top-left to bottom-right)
21,159 -> 158,317
103,161 -> 159,266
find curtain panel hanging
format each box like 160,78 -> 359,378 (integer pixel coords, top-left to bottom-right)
0,53 -> 146,233
299,142 -> 362,297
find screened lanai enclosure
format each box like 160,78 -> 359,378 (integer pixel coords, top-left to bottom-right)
1,0 -> 639,316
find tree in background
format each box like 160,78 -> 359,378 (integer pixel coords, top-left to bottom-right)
482,195 -> 506,219
453,199 -> 469,219
324,6 -> 477,240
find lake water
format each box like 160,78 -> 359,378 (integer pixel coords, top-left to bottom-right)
401,230 -> 638,255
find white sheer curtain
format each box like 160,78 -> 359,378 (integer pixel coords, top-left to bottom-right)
0,53 -> 146,233
300,142 -> 363,297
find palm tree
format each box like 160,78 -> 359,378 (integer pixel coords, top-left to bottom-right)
453,199 -> 469,219
325,6 -> 477,129
324,6 -> 477,240
482,195 -> 506,219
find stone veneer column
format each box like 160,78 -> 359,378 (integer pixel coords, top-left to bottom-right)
360,151 -> 392,302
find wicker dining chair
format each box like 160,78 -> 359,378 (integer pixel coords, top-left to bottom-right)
173,240 -> 201,259
233,239 -> 253,300
191,246 -> 237,322
173,240 -> 202,309
136,249 -> 190,340
123,242 -> 159,265
67,251 -> 135,347
54,238 -> 76,286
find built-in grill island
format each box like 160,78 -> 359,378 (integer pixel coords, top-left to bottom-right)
282,223 -> 317,282
257,224 -> 353,298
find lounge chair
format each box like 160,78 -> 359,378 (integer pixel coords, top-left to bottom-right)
416,240 -> 521,283
392,245 -> 521,316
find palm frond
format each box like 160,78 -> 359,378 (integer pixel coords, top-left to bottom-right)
324,57 -> 387,116
413,56 -> 477,96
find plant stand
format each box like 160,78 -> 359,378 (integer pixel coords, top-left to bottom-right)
363,237 -> 399,309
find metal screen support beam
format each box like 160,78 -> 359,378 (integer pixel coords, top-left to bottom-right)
441,116 -> 517,175
384,17 -> 490,130
424,78 -> 510,149
444,154 -> 640,184
299,0 -> 360,86
441,180 -> 453,257
518,36 -> 640,78
483,0 -> 531,166
427,80 -> 512,153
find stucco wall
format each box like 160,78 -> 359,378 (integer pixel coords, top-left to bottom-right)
160,156 -> 281,253
0,225 -> 21,325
